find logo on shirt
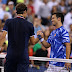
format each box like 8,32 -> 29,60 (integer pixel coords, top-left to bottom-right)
54,34 -> 56,36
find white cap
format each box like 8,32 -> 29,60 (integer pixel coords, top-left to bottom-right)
8,1 -> 14,5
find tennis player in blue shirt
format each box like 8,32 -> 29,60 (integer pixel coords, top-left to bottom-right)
37,12 -> 71,72
0,3 -> 39,72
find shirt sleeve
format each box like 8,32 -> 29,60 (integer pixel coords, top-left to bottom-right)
30,23 -> 35,37
47,33 -> 52,44
61,29 -> 70,43
2,19 -> 9,32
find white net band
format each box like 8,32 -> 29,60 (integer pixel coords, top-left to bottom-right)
0,54 -> 72,63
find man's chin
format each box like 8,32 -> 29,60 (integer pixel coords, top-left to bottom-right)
53,25 -> 56,26
52,24 -> 56,26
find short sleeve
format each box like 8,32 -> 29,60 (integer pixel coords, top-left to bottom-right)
61,30 -> 70,43
30,23 -> 35,37
47,33 -> 52,44
3,19 -> 9,32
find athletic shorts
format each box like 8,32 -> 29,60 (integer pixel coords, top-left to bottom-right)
44,64 -> 69,72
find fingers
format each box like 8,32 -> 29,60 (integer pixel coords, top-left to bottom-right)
37,30 -> 42,35
65,63 -> 71,70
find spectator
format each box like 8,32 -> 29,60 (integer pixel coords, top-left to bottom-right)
58,0 -> 67,15
33,42 -> 41,55
49,25 -> 56,33
48,0 -> 58,11
0,4 -> 12,20
33,0 -> 42,15
8,1 -> 16,18
33,15 -> 45,34
44,29 -> 50,41
51,6 -> 58,14
38,0 -> 51,26
2,13 -> 9,24
2,0 -> 7,4
63,8 -> 72,32
0,0 -> 2,8
10,0 -> 16,5
27,0 -> 35,23
66,0 -> 72,12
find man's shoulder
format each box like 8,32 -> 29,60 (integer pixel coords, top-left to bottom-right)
26,21 -> 33,27
6,18 -> 14,21
59,26 -> 69,37
5,19 -> 12,24
59,26 -> 68,33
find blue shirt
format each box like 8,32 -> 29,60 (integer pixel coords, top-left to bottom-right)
47,26 -> 70,67
3,17 -> 34,63
34,26 -> 42,34
2,0 -> 7,4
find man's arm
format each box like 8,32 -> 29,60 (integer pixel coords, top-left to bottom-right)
0,31 -> 7,47
65,43 -> 71,59
30,36 -> 39,45
35,30 -> 51,48
62,30 -> 71,70
64,42 -> 71,70
41,40 -> 51,48
30,35 -> 51,48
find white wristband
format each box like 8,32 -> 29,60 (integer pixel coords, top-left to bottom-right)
40,38 -> 44,42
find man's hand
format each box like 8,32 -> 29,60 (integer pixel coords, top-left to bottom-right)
37,30 -> 44,38
65,63 -> 71,70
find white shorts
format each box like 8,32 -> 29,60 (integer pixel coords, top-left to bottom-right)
44,64 -> 69,72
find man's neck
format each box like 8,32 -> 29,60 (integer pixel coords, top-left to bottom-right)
17,14 -> 23,17
55,22 -> 62,29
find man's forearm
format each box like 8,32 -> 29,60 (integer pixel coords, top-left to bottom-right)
65,43 -> 71,59
41,40 -> 51,48
34,37 -> 39,44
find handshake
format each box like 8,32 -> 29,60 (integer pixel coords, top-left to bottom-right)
37,30 -> 44,42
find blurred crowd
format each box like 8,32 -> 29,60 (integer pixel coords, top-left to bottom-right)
0,0 -> 72,69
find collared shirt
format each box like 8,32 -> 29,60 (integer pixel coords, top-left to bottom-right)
47,26 -> 70,67
3,16 -> 34,62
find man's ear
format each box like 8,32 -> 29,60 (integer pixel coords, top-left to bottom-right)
23,10 -> 27,14
58,17 -> 61,21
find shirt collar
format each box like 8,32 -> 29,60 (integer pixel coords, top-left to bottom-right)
16,16 -> 25,19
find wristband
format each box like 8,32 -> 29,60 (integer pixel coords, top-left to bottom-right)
37,35 -> 42,40
40,38 -> 44,42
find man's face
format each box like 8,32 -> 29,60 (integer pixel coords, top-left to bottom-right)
51,14 -> 58,26
8,4 -> 14,10
2,4 -> 6,11
34,18 -> 39,26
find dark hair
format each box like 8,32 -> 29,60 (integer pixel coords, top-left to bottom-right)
70,8 -> 72,12
52,12 -> 64,24
16,3 -> 27,14
34,15 -> 38,18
